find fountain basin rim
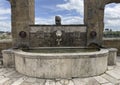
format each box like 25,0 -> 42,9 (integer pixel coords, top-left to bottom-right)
13,48 -> 109,59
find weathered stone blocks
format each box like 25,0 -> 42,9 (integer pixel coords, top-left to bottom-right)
13,49 -> 108,78
108,48 -> 118,65
2,49 -> 15,67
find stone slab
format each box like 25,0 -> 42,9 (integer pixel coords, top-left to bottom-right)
94,76 -> 109,84
0,78 -> 9,85
73,78 -> 100,85
106,70 -> 120,80
11,76 -> 28,85
101,74 -> 120,84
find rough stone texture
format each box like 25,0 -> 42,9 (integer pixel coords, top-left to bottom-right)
2,50 -> 15,68
9,0 -> 120,47
1,60 -> 120,85
30,25 -> 87,47
13,49 -> 108,79
108,48 -> 118,65
103,38 -> 120,55
0,40 -> 12,58
84,0 -> 120,46
9,0 -> 34,47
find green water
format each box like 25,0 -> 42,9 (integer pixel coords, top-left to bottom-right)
23,48 -> 99,53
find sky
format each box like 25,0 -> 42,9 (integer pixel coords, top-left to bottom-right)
0,0 -> 120,32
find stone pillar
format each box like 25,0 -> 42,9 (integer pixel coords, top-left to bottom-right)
2,49 -> 15,68
84,0 -> 120,46
108,48 -> 118,65
9,0 -> 34,47
84,0 -> 105,46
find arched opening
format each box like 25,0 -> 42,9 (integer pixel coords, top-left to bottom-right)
104,3 -> 120,37
0,0 -> 11,32
35,0 -> 84,25
0,0 -> 11,40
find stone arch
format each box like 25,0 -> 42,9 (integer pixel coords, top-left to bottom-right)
84,0 -> 120,46
9,0 -> 35,47
104,3 -> 120,31
9,0 -> 120,46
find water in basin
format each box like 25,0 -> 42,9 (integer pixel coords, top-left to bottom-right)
23,47 -> 100,53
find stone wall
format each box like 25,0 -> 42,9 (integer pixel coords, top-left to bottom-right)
30,25 -> 87,47
0,38 -> 120,56
84,0 -> 120,46
103,38 -> 120,55
10,0 -> 34,47
0,40 -> 12,57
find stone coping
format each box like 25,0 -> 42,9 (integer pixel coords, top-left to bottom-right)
29,24 -> 87,27
13,49 -> 109,59
107,48 -> 118,52
103,38 -> 120,40
0,39 -> 12,43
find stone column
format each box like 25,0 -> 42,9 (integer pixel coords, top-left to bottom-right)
9,0 -> 34,47
84,0 -> 120,46
84,0 -> 105,46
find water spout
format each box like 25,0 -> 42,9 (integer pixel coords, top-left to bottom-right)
56,30 -> 62,46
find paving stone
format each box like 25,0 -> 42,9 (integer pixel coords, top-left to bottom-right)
2,79 -> 16,85
45,80 -> 55,85
8,72 -> 24,78
116,62 -> 120,67
32,83 -> 41,85
26,78 -> 36,83
60,79 -> 69,85
20,82 -> 33,85
36,79 -> 46,85
68,80 -> 74,85
3,70 -> 16,77
0,78 -> 10,85
112,67 -> 120,75
73,78 -> 100,85
0,68 -> 12,76
56,81 -> 62,85
101,83 -> 114,85
106,70 -> 120,80
0,68 -> 5,72
107,66 -> 115,70
101,74 -> 120,84
11,76 -> 28,85
0,76 -> 5,80
94,76 -> 109,84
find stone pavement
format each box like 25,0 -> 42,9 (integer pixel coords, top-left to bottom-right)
0,57 -> 120,85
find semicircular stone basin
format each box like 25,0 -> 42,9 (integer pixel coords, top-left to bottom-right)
14,47 -> 109,79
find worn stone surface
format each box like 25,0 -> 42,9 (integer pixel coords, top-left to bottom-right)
14,49 -> 108,79
108,48 -> 118,65
9,0 -> 34,47
103,38 -> 120,55
30,25 -> 87,47
2,50 -> 15,68
84,0 -> 120,45
9,0 -> 120,47
0,58 -> 120,85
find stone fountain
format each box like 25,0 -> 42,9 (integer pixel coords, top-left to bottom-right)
2,0 -> 118,79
